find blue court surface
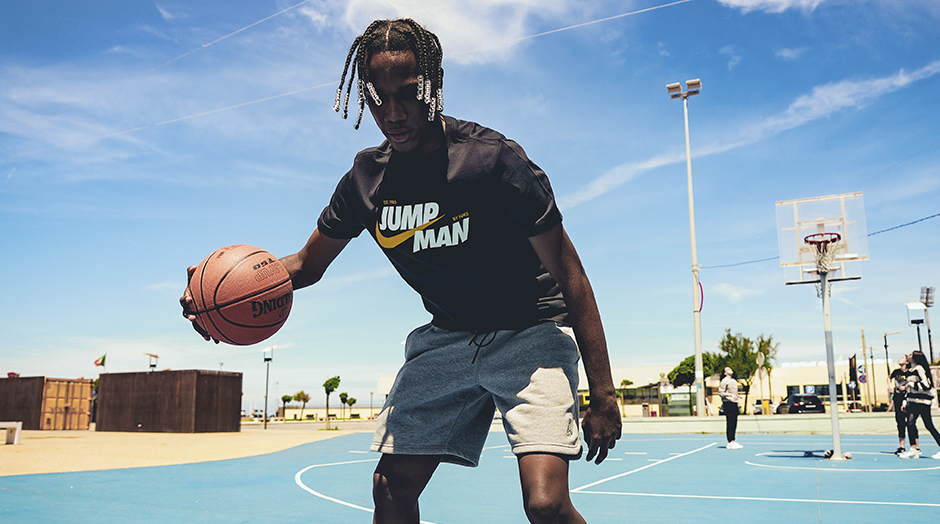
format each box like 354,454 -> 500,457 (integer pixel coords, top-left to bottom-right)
3,432 -> 939,523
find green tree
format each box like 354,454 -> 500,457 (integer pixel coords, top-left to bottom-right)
755,334 -> 780,405
293,390 -> 310,420
281,394 -> 293,420
339,392 -> 349,420
668,352 -> 721,415
323,376 -> 341,428
717,330 -> 778,414
616,379 -> 634,417
346,397 -> 357,418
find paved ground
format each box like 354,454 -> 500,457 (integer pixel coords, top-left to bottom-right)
3,426 -> 938,523
0,412 -> 901,477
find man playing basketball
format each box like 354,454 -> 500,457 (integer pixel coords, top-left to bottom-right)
182,18 -> 621,523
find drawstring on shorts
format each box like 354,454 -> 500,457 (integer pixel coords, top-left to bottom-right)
469,331 -> 497,363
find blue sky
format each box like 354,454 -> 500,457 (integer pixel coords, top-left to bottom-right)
2,0 -> 938,412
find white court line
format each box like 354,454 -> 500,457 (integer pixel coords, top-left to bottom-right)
745,460 -> 940,473
571,490 -> 940,508
294,458 -> 441,524
571,442 -> 717,492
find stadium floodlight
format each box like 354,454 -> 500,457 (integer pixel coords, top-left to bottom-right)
667,79 -> 701,99
667,78 -> 705,417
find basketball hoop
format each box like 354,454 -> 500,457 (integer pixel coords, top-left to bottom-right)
804,232 -> 841,273
805,232 -> 841,298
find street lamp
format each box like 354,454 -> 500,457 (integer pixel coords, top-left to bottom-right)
667,78 -> 704,417
144,353 -> 160,372
882,331 -> 901,378
263,346 -> 275,430
921,286 -> 935,363
906,302 -> 927,354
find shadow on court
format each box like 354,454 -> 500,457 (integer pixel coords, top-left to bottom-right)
2,433 -> 938,523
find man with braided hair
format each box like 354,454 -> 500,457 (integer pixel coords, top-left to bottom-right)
182,17 -> 621,524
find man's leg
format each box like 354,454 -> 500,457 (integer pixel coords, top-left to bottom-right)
517,453 -> 586,524
373,454 -> 442,524
728,404 -> 738,442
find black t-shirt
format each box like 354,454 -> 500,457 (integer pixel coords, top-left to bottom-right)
317,116 -> 566,330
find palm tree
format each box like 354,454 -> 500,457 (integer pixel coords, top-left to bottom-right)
346,397 -> 357,418
280,394 -> 293,420
617,379 -> 634,417
339,392 -> 348,420
323,376 -> 340,428
293,390 -> 310,420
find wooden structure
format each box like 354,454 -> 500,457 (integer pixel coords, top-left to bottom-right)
96,370 -> 241,433
0,376 -> 94,430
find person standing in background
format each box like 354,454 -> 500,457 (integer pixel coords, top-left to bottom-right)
719,367 -> 742,450
899,351 -> 940,459
889,355 -> 914,454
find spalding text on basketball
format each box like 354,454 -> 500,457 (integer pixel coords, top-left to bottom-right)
251,291 -> 292,318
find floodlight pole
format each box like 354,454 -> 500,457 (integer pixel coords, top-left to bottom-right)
922,286 -> 934,364
263,346 -> 275,430
925,310 -> 934,364
667,79 -> 705,418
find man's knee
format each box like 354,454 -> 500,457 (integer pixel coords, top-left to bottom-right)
372,454 -> 441,509
524,492 -> 566,522
518,453 -> 580,524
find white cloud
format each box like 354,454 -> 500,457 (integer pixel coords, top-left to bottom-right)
338,0 -> 572,65
775,46 -> 809,60
298,5 -> 331,28
561,59 -> 940,208
711,283 -> 763,302
716,0 -> 827,13
558,152 -> 682,209
752,59 -> 940,138
720,45 -> 743,70
156,4 -> 177,22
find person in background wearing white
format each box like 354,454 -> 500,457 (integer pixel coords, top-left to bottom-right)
719,367 -> 742,450
899,351 -> 940,459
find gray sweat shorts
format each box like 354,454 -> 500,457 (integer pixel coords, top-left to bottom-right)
370,322 -> 582,467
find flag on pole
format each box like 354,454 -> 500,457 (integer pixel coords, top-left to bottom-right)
94,354 -> 106,367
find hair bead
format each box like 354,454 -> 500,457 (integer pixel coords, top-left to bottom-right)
366,82 -> 382,106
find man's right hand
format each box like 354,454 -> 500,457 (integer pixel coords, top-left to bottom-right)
180,265 -> 219,344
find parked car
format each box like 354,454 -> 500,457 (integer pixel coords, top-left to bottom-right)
776,394 -> 825,414
753,399 -> 776,415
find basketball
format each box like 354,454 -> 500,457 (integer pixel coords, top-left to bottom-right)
187,245 -> 293,346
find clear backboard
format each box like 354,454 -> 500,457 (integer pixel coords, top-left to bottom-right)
776,192 -> 869,284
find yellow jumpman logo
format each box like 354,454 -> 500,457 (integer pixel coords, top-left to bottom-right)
375,216 -> 443,249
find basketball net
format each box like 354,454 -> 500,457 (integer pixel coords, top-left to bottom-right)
805,232 -> 841,298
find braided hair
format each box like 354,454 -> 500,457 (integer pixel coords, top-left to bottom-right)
333,18 -> 444,129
